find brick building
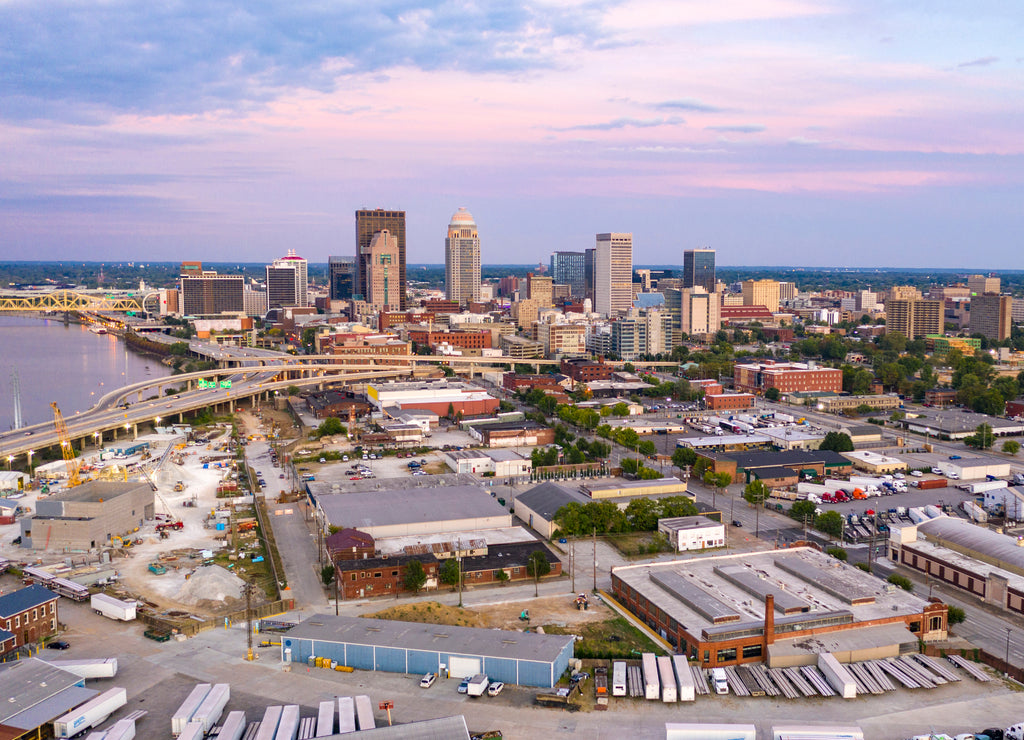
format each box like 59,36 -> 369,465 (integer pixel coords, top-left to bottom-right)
305,390 -> 373,420
407,329 -> 492,351
326,529 -> 376,561
470,420 -> 555,448
704,393 -> 755,411
0,585 -> 59,649
421,299 -> 461,314
561,358 -> 613,383
734,361 -> 843,395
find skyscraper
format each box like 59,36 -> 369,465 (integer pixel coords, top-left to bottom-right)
361,230 -> 400,311
742,279 -> 781,313
584,248 -> 596,306
683,249 -> 716,293
595,233 -> 633,318
550,251 -> 586,298
266,250 -> 308,309
886,299 -> 943,338
328,256 -> 355,301
180,271 -> 244,316
444,208 -> 481,304
970,294 -> 1012,341
356,209 -> 406,309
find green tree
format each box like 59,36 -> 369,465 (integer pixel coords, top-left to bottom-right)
596,424 -> 613,439
638,440 -> 657,457
764,387 -> 781,401
817,510 -> 845,538
964,423 -> 995,450
672,447 -> 697,469
946,605 -> 966,625
826,547 -> 848,561
495,568 -> 509,583
287,385 -> 301,396
621,458 -> 643,476
624,498 -> 660,531
1003,440 -> 1021,456
819,431 -> 854,452
438,558 -> 460,587
403,559 -> 428,594
320,564 -> 336,587
527,550 -> 552,597
313,417 -> 346,438
611,402 -> 630,416
790,500 -> 818,524
887,573 -> 913,592
659,496 -> 698,519
743,479 -> 770,506
301,326 -> 318,353
168,341 -> 189,356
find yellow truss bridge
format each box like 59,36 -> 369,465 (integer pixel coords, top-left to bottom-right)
0,290 -> 145,312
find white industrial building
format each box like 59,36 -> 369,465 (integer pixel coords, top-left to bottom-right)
0,471 -> 29,492
939,457 -> 1011,480
841,450 -> 906,474
443,449 -> 532,478
658,516 -> 725,552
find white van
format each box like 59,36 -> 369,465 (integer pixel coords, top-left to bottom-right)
711,668 -> 729,695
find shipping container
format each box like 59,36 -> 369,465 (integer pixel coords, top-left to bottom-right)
337,697 -> 356,734
255,706 -> 283,740
611,661 -> 627,697
53,687 -> 128,738
657,656 -> 677,703
191,683 -> 230,732
671,655 -> 696,702
916,478 -> 947,490
641,653 -> 660,700
171,683 -> 211,737
218,711 -> 247,740
962,480 -> 1008,495
316,700 -> 335,737
354,696 -> 375,731
275,705 -> 300,740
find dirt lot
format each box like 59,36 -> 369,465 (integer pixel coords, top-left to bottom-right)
367,593 -> 615,630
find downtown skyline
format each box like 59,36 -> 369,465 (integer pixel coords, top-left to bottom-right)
1,1 -> 1022,268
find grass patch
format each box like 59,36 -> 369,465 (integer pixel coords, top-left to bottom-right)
539,616 -> 662,659
366,601 -> 487,628
605,531 -> 673,558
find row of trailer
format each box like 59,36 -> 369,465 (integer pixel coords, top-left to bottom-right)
609,652 -> 990,706
171,684 -> 375,739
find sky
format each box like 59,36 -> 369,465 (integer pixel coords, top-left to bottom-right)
1,1 -> 1022,269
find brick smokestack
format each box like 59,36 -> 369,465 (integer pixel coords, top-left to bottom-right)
764,594 -> 775,646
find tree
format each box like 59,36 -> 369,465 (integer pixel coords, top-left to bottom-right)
744,480 -> 770,536
1003,440 -> 1021,456
168,341 -> 189,356
826,547 -> 848,561
817,510 -> 845,539
819,431 -> 854,452
964,423 -> 995,450
790,500 -> 817,524
438,558 -> 460,587
887,573 -> 913,592
625,498 -> 660,531
764,387 -> 781,401
620,458 -> 643,477
947,605 -> 966,625
313,417 -> 346,438
287,385 -> 301,396
446,402 -> 456,419
403,560 -> 427,594
527,550 -> 552,597
672,447 -> 697,470
495,568 -> 509,584
611,402 -> 630,417
638,440 -> 657,457
320,564 -> 336,587
659,496 -> 698,519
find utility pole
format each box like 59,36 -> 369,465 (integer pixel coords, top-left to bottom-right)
244,576 -> 257,661
570,539 -> 575,593
592,527 -> 597,592
457,547 -> 463,608
334,566 -> 339,616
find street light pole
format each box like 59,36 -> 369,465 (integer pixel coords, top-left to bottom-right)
1006,627 -> 1012,674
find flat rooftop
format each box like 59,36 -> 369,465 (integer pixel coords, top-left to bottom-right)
842,450 -> 906,465
0,658 -> 87,725
582,477 -> 684,492
285,614 -> 574,664
916,515 -> 1024,577
316,485 -> 510,530
51,480 -> 149,503
613,547 -> 930,639
375,526 -> 539,555
307,472 -> 478,492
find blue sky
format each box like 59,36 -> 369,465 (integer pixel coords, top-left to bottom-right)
1,0 -> 1021,268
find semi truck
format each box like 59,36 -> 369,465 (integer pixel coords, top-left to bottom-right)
711,667 -> 729,695
665,723 -> 756,740
962,500 -> 988,523
817,653 -> 857,699
91,593 -> 137,621
772,726 -> 864,740
218,711 -> 247,740
53,687 -> 127,738
641,653 -> 661,700
466,674 -> 491,697
960,479 -> 1008,495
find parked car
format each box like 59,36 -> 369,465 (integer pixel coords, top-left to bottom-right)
732,520 -> 743,527
457,679 -> 470,694
46,640 -> 70,650
342,455 -> 349,462
319,457 -> 326,463
487,681 -> 504,696
420,673 -> 436,688
949,455 -> 962,460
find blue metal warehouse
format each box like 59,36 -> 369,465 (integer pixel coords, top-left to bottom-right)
281,615 -> 575,688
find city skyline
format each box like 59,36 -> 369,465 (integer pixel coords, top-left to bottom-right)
2,1 -> 1022,268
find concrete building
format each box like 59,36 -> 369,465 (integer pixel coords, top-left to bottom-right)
282,614 -> 575,687
499,334 -> 544,359
0,585 -> 59,648
682,249 -> 715,293
705,393 -> 756,412
611,309 -> 672,359
703,449 -> 853,483
658,516 -> 725,552
443,449 -> 532,478
365,380 -> 499,418
536,321 -> 586,358
549,251 -> 586,298
967,274 -> 1000,296
180,272 -> 244,316
526,273 -> 554,308
580,477 -> 690,500
841,450 -> 907,474
970,294 -> 1013,341
742,279 -> 781,313
469,420 -> 554,448
445,208 -> 481,305
20,481 -> 154,550
242,284 -> 267,317
595,232 -> 633,317
313,484 -> 511,539
611,548 -> 947,667
733,361 -> 843,395
266,249 -> 308,308
360,229 -> 401,311
356,208 -> 407,310
886,298 -> 942,338
679,287 -> 721,338
513,482 -> 588,538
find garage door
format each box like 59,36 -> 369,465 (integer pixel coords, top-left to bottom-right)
449,656 -> 482,678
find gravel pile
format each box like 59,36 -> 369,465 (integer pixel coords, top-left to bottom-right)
174,564 -> 246,606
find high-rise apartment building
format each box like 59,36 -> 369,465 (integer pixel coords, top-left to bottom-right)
356,209 -> 406,309
180,272 -> 244,316
886,299 -> 943,338
550,251 -> 586,298
780,282 -> 797,304
361,230 -> 400,311
682,249 -> 716,293
444,208 -> 481,305
741,279 -> 780,313
328,256 -> 355,301
680,287 -> 721,338
595,233 -> 633,318
611,309 -> 671,359
889,285 -> 923,302
967,274 -> 1000,296
970,294 -> 1013,341
265,250 -> 308,309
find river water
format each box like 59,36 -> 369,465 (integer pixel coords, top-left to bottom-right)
0,315 -> 173,431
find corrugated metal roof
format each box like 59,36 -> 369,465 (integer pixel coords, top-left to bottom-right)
317,485 -> 509,530
0,658 -> 85,725
918,514 -> 1024,575
515,482 -> 587,520
328,714 -> 469,739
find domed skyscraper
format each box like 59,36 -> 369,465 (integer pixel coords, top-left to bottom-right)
445,208 -> 481,305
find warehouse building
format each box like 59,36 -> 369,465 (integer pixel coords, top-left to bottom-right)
443,449 -> 532,478
938,457 -> 1011,481
468,420 -> 554,448
611,547 -> 947,668
513,482 -> 588,538
841,450 -> 907,474
366,380 -> 499,418
19,481 -> 154,551
889,516 -> 1024,618
701,449 -> 853,483
579,477 -> 688,500
0,658 -> 95,740
315,484 -> 511,539
658,516 -> 725,552
281,614 -> 575,688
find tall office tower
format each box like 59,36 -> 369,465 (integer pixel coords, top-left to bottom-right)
526,273 -> 554,308
444,208 -> 481,304
595,233 -> 633,318
550,251 -> 586,297
780,282 -> 797,304
970,294 -> 1013,341
266,250 -> 308,309
680,287 -> 721,337
682,248 -> 716,293
967,274 -> 1000,296
356,209 -> 407,309
886,299 -> 943,338
584,248 -> 596,305
360,230 -> 400,310
180,272 -> 244,316
741,279 -> 781,313
243,285 -> 267,317
328,256 -> 355,300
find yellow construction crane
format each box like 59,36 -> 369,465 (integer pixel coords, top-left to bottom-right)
50,402 -> 82,487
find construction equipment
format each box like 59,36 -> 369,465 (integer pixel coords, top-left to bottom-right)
173,481 -> 185,492
50,402 -> 82,487
156,520 -> 184,532
574,593 -> 590,611
148,563 -> 167,575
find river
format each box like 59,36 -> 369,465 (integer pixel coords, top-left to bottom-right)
0,315 -> 173,431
